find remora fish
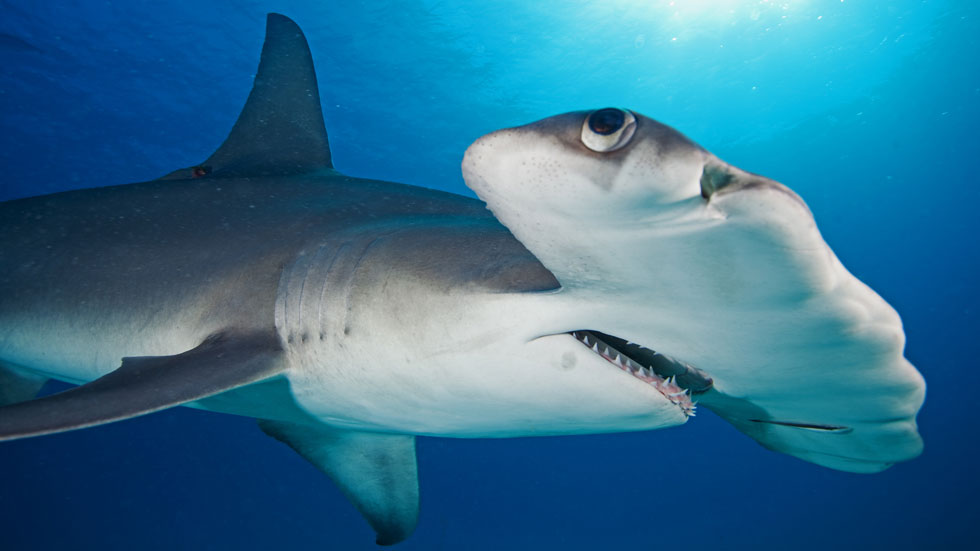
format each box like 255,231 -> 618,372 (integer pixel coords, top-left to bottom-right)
0,13 -> 925,546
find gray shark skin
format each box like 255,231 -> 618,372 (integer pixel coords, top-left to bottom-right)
0,14 -> 557,545
0,13 -> 924,546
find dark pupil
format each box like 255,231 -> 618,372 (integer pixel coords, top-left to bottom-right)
588,108 -> 625,135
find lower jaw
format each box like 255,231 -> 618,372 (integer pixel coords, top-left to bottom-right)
570,330 -> 712,417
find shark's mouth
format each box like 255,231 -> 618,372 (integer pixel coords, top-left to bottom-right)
570,330 -> 713,417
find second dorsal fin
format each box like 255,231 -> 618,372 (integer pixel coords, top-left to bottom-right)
165,13 -> 332,179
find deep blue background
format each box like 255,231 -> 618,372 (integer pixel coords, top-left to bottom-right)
0,1 -> 976,549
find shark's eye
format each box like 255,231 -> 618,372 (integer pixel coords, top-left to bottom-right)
588,108 -> 625,134
581,108 -> 637,153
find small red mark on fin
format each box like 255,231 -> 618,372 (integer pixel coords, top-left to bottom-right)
191,165 -> 212,178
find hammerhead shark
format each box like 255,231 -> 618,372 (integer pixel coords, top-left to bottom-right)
0,13 -> 925,545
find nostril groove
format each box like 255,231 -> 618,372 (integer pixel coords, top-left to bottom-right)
700,165 -> 735,199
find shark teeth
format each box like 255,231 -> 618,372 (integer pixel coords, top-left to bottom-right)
571,331 -> 697,417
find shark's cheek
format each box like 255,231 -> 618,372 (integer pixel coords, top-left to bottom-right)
696,187 -> 840,306
707,183 -> 821,256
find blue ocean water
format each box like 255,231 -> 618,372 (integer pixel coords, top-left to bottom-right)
0,0 -> 975,549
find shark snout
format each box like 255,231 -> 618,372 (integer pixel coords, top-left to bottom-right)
460,136 -> 486,180
460,142 -> 487,197
461,129 -> 518,198
462,130 -> 510,170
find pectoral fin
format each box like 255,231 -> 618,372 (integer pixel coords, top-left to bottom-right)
259,420 -> 419,546
0,331 -> 284,441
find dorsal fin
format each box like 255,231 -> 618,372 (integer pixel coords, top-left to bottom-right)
163,13 -> 331,180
